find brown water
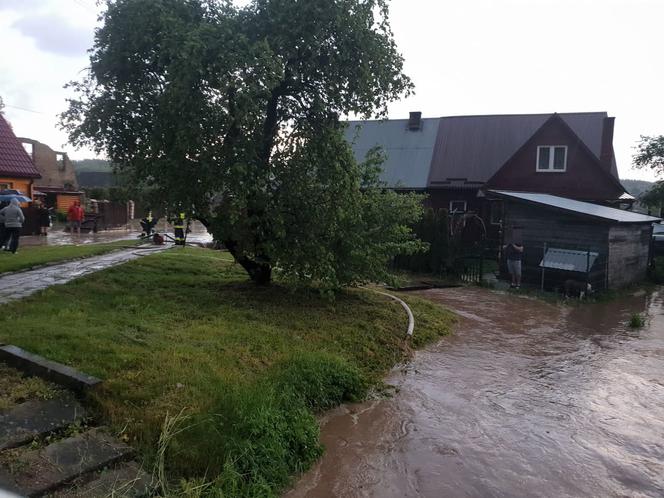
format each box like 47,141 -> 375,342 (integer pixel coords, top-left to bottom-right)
286,287 -> 664,498
21,221 -> 213,247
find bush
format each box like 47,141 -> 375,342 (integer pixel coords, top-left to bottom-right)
394,208 -> 450,274
169,353 -> 367,497
273,352 -> 367,412
629,313 -> 645,329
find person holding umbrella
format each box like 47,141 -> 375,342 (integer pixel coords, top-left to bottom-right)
0,198 -> 25,253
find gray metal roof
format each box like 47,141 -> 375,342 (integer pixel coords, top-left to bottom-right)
428,112 -> 611,185
540,248 -> 599,272
344,118 -> 440,188
345,112 -> 617,189
489,190 -> 662,223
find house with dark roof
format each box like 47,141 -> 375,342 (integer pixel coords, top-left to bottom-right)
345,112 -> 631,223
0,114 -> 41,199
345,112 -> 659,289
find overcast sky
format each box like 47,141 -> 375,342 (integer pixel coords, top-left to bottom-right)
0,0 -> 662,181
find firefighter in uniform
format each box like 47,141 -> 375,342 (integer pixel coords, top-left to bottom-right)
173,212 -> 186,245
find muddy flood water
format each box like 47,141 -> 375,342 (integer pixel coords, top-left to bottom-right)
286,287 -> 664,498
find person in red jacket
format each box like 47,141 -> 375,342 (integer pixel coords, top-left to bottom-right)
67,200 -> 84,235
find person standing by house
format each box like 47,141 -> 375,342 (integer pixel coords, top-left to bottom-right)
505,239 -> 524,289
36,200 -> 51,236
67,200 -> 84,235
0,198 -> 25,253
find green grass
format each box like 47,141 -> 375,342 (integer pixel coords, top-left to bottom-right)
629,313 -> 646,328
0,240 -> 141,274
0,363 -> 61,411
0,248 -> 454,496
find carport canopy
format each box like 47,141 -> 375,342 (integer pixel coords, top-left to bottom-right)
540,248 -> 599,272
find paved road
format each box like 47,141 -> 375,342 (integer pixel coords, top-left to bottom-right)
286,287 -> 664,498
0,246 -> 166,304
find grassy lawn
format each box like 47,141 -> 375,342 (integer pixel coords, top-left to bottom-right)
0,248 -> 454,496
0,239 -> 142,275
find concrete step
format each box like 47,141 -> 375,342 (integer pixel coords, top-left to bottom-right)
0,428 -> 134,497
0,392 -> 85,451
48,462 -> 153,498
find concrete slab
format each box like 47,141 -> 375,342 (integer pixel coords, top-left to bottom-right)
0,393 -> 85,450
1,428 -> 134,497
49,462 -> 153,498
0,346 -> 101,392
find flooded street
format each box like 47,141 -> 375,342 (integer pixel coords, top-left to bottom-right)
20,221 -> 213,247
286,287 -> 664,498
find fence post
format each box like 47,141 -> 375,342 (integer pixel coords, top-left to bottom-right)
479,243 -> 484,284
541,242 -> 547,291
586,249 -> 591,285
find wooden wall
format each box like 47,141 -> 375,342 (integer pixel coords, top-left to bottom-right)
56,194 -> 80,214
503,201 -> 610,288
503,200 -> 653,289
608,225 -> 652,288
0,177 -> 34,208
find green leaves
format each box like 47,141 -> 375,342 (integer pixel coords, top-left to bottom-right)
61,0 -> 419,287
634,135 -> 664,177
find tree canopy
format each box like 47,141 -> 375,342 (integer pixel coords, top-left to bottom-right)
62,0 -> 424,287
633,135 -> 664,216
634,135 -> 664,177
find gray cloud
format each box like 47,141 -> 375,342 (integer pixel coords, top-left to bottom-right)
12,13 -> 93,57
0,0 -> 48,12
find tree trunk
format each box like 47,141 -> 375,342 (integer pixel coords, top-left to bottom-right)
238,257 -> 272,285
223,238 -> 272,285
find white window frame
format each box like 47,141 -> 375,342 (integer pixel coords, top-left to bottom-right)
536,145 -> 568,172
449,200 -> 467,213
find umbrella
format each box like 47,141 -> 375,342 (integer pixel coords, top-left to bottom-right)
0,189 -> 32,203
0,195 -> 32,203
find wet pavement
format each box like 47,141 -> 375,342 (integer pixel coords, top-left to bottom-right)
0,246 -> 167,304
286,287 -> 664,498
21,221 -> 213,247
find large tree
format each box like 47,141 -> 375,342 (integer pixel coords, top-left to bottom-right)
634,135 -> 664,216
62,0 -> 423,286
634,135 -> 664,177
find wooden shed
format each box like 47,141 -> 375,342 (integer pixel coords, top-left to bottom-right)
489,190 -> 661,290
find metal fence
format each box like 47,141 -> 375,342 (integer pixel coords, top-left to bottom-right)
515,242 -> 609,292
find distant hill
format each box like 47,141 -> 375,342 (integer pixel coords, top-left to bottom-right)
72,158 -> 112,173
622,179 -> 654,198
72,159 -> 116,187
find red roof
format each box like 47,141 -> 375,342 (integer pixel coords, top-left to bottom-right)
0,114 -> 41,179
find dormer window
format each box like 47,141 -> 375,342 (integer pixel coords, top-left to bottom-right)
536,145 -> 567,172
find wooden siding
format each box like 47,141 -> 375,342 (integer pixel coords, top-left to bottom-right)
56,194 -> 80,214
0,177 -> 33,207
503,201 -> 610,288
607,225 -> 652,288
502,200 -> 653,289
486,116 -> 624,201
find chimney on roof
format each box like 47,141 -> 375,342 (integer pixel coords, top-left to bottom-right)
600,117 -> 615,171
408,111 -> 422,131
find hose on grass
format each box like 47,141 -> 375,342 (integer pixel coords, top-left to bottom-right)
367,288 -> 415,338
